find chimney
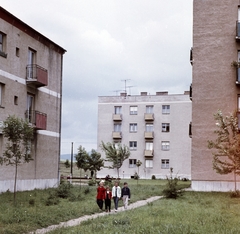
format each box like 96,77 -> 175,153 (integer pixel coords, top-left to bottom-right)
184,91 -> 190,95
141,92 -> 148,96
120,92 -> 127,97
156,91 -> 168,95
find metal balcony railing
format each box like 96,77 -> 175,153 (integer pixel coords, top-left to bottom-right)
26,64 -> 48,87
25,110 -> 47,130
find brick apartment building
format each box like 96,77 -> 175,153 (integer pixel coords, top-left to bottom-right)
191,0 -> 240,191
97,91 -> 192,179
0,7 -> 66,192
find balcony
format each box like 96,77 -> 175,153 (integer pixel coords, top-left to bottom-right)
144,113 -> 154,121
25,110 -> 47,130
144,131 -> 154,139
236,21 -> 240,41
189,122 -> 192,138
26,64 -> 48,87
0,120 -> 3,134
112,114 -> 122,121
144,150 -> 154,158
112,131 -> 122,139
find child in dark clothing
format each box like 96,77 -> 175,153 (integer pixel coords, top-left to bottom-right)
105,186 -> 112,212
121,182 -> 131,209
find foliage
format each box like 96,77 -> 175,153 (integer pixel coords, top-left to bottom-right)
56,182 -> 73,199
64,159 -> 70,168
162,168 -> 183,199
75,146 -> 88,171
134,172 -> 139,180
151,175 -> 156,180
45,191 -> 60,206
88,179 -> 96,186
0,115 -> 34,204
100,141 -> 130,178
86,149 -> 104,179
231,60 -> 240,68
208,110 -> 240,191
230,190 -> 240,198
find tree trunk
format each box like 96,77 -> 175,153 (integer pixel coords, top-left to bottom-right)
14,161 -> 18,205
234,169 -> 237,192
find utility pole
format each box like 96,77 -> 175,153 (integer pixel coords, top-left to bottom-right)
70,142 -> 73,176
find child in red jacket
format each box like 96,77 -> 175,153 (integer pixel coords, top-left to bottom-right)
105,186 -> 112,212
96,182 -> 105,211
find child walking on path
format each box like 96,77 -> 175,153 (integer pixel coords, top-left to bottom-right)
104,186 -> 112,212
96,182 -> 105,211
121,182 -> 131,209
112,181 -> 121,212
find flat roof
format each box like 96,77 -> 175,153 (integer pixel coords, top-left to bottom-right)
0,6 -> 66,54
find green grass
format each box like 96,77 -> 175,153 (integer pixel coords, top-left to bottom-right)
0,179 -> 188,233
48,191 -> 240,234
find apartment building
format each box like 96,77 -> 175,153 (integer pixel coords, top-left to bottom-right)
191,0 -> 240,191
97,92 -> 192,179
0,7 -> 66,192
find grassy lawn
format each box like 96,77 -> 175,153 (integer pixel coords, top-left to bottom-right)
0,179 -> 190,234
49,191 -> 240,234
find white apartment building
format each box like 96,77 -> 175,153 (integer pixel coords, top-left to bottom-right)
97,91 -> 192,179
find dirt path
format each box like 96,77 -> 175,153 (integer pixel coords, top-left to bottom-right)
30,196 -> 163,234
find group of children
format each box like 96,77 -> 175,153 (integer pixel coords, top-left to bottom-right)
96,181 -> 131,212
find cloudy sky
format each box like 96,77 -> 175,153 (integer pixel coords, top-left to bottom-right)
1,0 -> 193,155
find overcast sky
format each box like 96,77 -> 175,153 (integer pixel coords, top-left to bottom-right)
1,0 -> 193,155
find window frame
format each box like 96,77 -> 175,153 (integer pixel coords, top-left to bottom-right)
114,106 -> 122,114
130,106 -> 138,115
161,159 -> 170,169
145,159 -> 153,168
114,123 -> 121,132
162,105 -> 170,114
162,123 -> 170,132
129,159 -> 137,168
145,142 -> 153,150
146,105 -> 154,113
129,123 -> 137,132
129,141 -> 137,150
161,141 -> 170,151
145,123 -> 154,132
0,32 -> 7,58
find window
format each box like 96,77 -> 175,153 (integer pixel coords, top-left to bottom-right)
130,106 -> 138,115
146,142 -> 153,150
27,48 -> 36,79
146,123 -> 153,132
27,94 -> 35,123
0,83 -> 3,107
162,123 -> 170,132
129,141 -> 137,150
162,105 -> 170,114
145,159 -> 153,168
114,106 -> 122,114
161,159 -> 169,169
14,96 -> 18,105
130,123 -> 137,132
0,32 -> 7,57
16,47 -> 20,57
129,159 -> 137,168
114,123 -> 121,132
146,105 -> 153,113
161,141 -> 170,151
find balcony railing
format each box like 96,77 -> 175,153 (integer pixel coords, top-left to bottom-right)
112,131 -> 122,139
144,131 -> 154,139
25,110 -> 47,130
144,113 -> 154,121
144,150 -> 154,157
26,64 -> 48,87
236,21 -> 240,41
112,114 -> 122,121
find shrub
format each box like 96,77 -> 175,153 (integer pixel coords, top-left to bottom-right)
29,198 -> 35,206
152,175 -> 156,180
162,168 -> 183,199
45,192 -> 60,206
88,179 -> 96,186
56,182 -> 73,198
84,187 -> 90,195
134,172 -> 139,180
230,190 -> 240,198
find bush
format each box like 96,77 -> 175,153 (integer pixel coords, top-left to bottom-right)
230,190 -> 240,198
45,192 -> 60,206
64,159 -> 70,168
162,168 -> 183,199
134,172 -> 139,180
84,187 -> 90,195
56,182 -> 73,199
151,175 -> 156,180
88,179 -> 96,186
29,198 -> 35,206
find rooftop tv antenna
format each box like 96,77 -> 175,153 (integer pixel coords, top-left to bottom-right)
126,85 -> 136,95
112,90 -> 124,96
121,79 -> 131,95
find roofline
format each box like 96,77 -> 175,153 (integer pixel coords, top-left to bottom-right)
0,6 -> 66,54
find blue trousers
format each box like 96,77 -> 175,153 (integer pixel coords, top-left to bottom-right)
113,197 -> 119,210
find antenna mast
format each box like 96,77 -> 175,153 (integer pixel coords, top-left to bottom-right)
121,79 -> 131,95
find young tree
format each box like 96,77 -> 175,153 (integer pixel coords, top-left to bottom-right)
208,110 -> 240,191
136,160 -> 142,185
100,141 -> 130,178
86,149 -> 104,180
0,115 -> 34,203
64,159 -> 70,168
75,145 -> 88,188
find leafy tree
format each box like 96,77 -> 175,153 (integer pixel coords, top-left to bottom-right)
0,115 -> 34,203
136,160 -> 142,184
86,149 -> 104,180
75,145 -> 88,188
208,110 -> 240,192
100,141 -> 130,178
64,159 -> 70,168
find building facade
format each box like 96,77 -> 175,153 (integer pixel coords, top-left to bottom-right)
191,0 -> 240,191
97,92 -> 192,179
0,7 -> 66,192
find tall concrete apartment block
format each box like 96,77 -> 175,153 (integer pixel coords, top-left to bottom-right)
0,7 -> 66,192
97,92 -> 192,179
191,0 -> 240,191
